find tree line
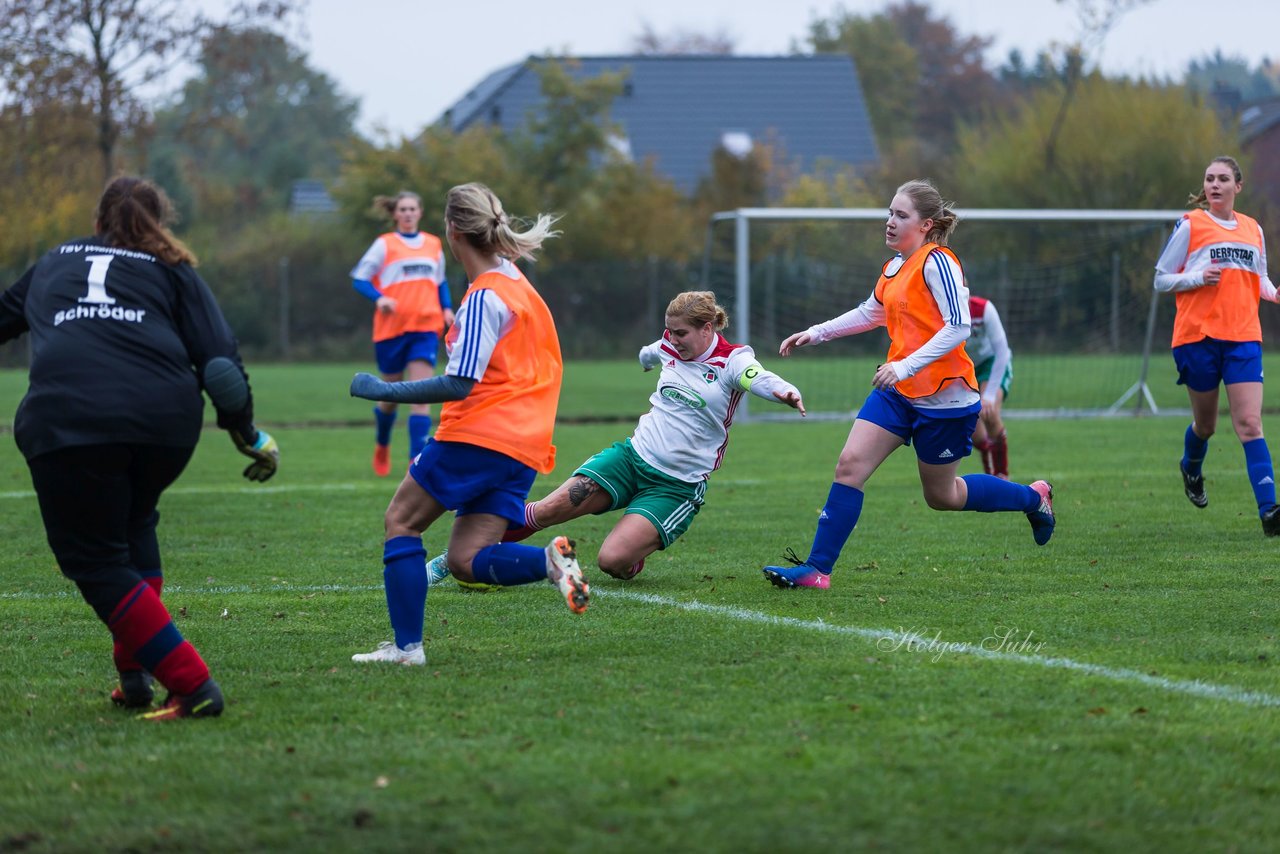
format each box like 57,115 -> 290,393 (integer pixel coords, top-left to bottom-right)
1,0 -> 1274,360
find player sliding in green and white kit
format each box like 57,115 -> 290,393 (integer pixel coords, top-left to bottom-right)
429,290 -> 804,586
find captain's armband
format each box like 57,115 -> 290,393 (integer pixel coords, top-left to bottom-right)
738,362 -> 764,391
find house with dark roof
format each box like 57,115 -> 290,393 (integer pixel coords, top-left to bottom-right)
440,55 -> 879,194
1240,96 -> 1280,212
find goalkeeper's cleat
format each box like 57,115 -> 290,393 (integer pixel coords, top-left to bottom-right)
1026,480 -> 1055,546
351,641 -> 425,666
139,678 -> 223,721
373,444 -> 392,477
1262,505 -> 1280,537
1181,464 -> 1208,508
546,536 -> 589,614
426,551 -> 450,585
110,670 -> 154,709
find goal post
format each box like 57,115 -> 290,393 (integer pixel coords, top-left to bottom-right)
704,207 -> 1190,421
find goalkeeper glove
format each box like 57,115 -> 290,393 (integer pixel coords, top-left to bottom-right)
231,428 -> 279,482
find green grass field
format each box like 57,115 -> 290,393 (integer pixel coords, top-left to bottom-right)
1,363 -> 1278,852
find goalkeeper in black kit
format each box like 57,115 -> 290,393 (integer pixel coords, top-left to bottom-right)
0,176 -> 279,721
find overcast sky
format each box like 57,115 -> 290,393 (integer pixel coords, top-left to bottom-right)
252,0 -> 1279,138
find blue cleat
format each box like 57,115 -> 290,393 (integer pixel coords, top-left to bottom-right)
763,548 -> 831,589
1027,480 -> 1055,546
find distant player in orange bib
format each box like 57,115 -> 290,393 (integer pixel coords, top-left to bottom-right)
1154,155 -> 1280,535
762,179 -> 1056,590
347,183 -> 588,666
350,191 -> 455,476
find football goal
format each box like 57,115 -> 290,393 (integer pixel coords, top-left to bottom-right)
703,207 -> 1193,421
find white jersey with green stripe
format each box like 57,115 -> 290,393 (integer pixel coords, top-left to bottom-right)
632,332 -> 798,483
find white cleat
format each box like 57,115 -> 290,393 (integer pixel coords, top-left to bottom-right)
426,551 -> 450,586
545,536 -> 589,614
351,641 -> 425,666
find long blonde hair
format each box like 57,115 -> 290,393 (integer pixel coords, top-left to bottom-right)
444,183 -> 561,262
896,179 -> 959,246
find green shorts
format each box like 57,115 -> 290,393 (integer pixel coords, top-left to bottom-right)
974,358 -> 1013,401
575,439 -> 706,549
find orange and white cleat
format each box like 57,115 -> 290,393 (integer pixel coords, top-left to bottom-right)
545,536 -> 589,614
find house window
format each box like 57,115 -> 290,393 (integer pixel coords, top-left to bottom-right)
607,133 -> 633,162
720,130 -> 753,159
490,105 -> 502,124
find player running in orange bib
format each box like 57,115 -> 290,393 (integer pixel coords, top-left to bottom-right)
1154,155 -> 1280,535
348,183 -> 587,666
763,179 -> 1056,590
351,191 -> 455,476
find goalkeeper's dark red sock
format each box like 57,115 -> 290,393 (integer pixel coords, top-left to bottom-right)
108,581 -> 209,696
973,438 -> 994,475
501,502 -> 544,543
113,570 -> 163,674
992,430 -> 1009,479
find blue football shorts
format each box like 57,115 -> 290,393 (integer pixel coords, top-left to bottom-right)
409,439 -> 536,525
375,331 -> 439,375
856,387 -> 980,466
1172,338 -> 1263,392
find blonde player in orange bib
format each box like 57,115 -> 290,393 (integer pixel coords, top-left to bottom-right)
350,191 -> 455,476
763,179 -> 1056,589
347,183 -> 587,666
1154,156 -> 1280,536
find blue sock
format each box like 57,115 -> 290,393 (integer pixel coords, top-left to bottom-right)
1183,424 -> 1208,477
408,414 -> 433,460
806,483 -> 864,574
374,406 -> 397,447
1242,438 -> 1277,515
471,543 -> 549,586
382,536 -> 426,649
962,474 -> 1040,512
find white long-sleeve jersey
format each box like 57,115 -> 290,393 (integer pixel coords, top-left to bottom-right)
804,249 -> 978,410
1154,211 -> 1278,301
967,296 -> 1012,404
632,333 -> 799,483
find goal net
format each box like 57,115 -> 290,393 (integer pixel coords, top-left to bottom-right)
702,207 -> 1202,420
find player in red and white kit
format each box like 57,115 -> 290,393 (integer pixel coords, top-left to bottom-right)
442,291 -> 805,582
967,295 -> 1013,478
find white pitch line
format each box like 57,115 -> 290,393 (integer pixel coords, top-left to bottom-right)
599,589 -> 1280,709
3,581 -> 1276,709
